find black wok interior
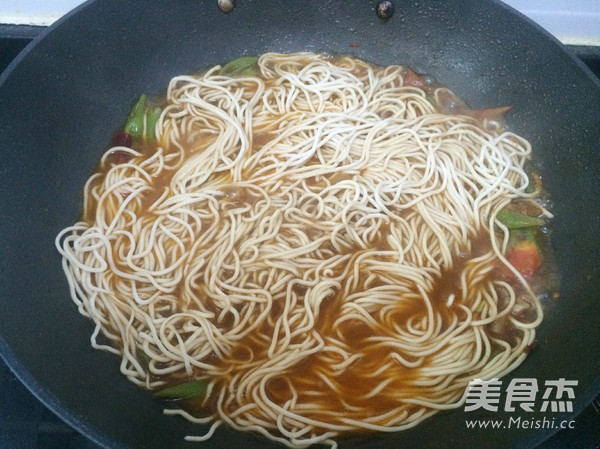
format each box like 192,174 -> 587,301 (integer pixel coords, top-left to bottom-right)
0,1 -> 599,448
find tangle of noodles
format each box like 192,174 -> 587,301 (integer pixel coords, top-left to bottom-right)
56,52 -> 552,448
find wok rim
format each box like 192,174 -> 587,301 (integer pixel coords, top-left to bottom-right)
1,1 -> 599,448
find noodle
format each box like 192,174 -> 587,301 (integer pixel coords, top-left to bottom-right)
56,52 -> 551,448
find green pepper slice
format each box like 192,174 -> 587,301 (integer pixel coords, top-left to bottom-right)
123,95 -> 162,144
123,95 -> 147,138
497,208 -> 544,229
145,105 -> 162,143
219,55 -> 260,76
153,379 -> 208,401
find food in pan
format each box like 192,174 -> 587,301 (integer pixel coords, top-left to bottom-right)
56,52 -> 555,447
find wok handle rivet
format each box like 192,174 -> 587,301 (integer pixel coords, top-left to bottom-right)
218,0 -> 235,13
376,0 -> 395,19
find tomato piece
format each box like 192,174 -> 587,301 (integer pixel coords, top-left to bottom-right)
402,69 -> 427,88
503,241 -> 541,281
111,131 -> 132,148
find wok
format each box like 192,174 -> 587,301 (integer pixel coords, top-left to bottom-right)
1,1 -> 599,448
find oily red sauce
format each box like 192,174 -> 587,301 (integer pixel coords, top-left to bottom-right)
178,231 -> 525,432
87,56 -> 558,437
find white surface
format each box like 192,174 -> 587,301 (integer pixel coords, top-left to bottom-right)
503,0 -> 600,46
0,0 -> 84,26
0,0 -> 599,46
